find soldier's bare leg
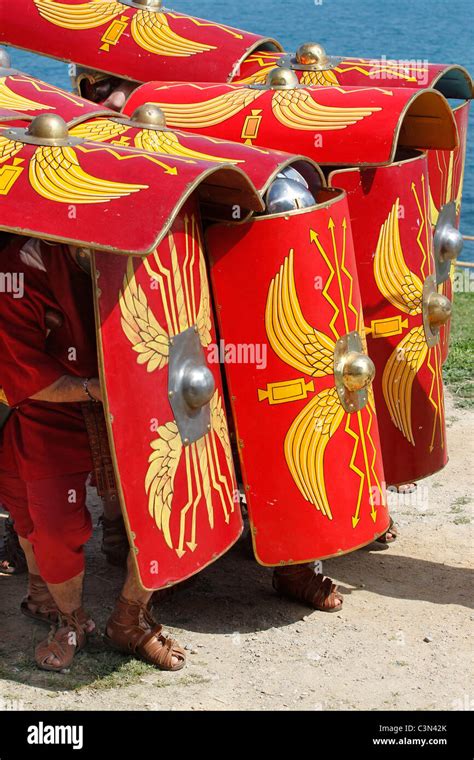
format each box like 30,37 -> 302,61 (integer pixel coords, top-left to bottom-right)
18,536 -> 39,574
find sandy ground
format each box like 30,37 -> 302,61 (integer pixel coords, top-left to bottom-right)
0,390 -> 472,712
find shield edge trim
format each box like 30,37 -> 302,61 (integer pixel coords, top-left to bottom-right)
0,160 -> 263,255
1,36 -> 284,84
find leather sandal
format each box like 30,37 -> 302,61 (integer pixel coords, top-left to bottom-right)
35,608 -> 90,672
376,517 -> 398,545
272,565 -> 343,612
21,574 -> 59,625
104,595 -> 186,671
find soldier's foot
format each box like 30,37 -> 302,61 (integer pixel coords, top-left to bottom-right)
35,608 -> 93,671
395,483 -> 417,494
273,565 -> 343,612
104,595 -> 186,670
376,516 -> 398,545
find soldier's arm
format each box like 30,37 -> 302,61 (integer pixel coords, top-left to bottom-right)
30,376 -> 102,403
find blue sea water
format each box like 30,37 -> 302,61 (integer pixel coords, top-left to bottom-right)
7,0 -> 474,260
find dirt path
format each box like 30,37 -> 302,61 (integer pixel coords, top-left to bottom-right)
0,391 -> 472,711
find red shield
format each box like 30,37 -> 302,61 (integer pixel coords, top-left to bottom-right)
0,69 -> 115,122
429,100 -> 471,225
428,101 -> 471,364
1,0 -> 281,83
0,119 -> 261,249
68,116 -> 325,200
94,196 -> 243,589
330,152 -> 448,486
124,81 -> 457,166
233,52 -> 473,97
206,190 -> 389,565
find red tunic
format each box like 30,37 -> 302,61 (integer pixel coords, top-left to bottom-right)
0,237 -> 97,480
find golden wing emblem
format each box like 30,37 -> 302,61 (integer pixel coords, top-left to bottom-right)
134,128 -> 240,164
210,393 -> 232,467
0,134 -> 23,164
300,70 -> 340,87
149,88 -> 263,129
119,257 -> 169,372
382,325 -> 428,445
0,77 -> 53,112
374,198 -> 424,314
131,10 -> 215,57
34,0 -> 123,29
271,88 -> 381,131
196,246 -> 212,347
29,145 -> 148,203
265,249 -> 335,376
145,421 -> 182,549
70,119 -> 129,142
285,387 -> 345,518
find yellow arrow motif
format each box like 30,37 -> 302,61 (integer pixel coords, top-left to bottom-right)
310,228 -> 340,340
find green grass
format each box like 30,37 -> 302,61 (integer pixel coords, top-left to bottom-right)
0,648 -> 158,692
443,292 -> 474,408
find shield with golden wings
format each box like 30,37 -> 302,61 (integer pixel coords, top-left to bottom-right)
330,152 -> 449,487
94,195 -> 243,590
206,190 -> 389,565
124,80 -> 457,167
428,100 -> 470,364
232,47 -> 473,97
0,0 -> 281,84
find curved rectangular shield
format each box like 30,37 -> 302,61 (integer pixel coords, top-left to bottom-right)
124,81 -> 458,166
330,152 -> 448,486
94,195 -> 243,589
206,189 -> 389,565
233,51 -> 473,99
0,0 -> 281,83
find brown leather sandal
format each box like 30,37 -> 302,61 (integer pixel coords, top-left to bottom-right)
104,595 -> 186,671
376,517 -> 398,545
21,574 -> 59,625
272,565 -> 343,612
35,608 -> 89,672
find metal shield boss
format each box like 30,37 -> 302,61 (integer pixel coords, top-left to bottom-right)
206,190 -> 389,566
330,152 -> 450,487
94,195 -> 243,590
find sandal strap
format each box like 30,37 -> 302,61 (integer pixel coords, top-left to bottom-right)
274,567 -> 342,610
